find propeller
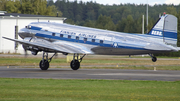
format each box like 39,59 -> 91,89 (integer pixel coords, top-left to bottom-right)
22,44 -> 28,58
24,48 -> 28,58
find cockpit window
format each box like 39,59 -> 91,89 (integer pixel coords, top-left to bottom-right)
25,25 -> 31,29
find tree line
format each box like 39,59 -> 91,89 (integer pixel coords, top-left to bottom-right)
0,0 -> 62,17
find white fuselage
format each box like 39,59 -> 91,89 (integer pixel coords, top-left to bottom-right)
18,22 -> 178,55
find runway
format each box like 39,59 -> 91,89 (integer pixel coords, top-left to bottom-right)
0,67 -> 179,81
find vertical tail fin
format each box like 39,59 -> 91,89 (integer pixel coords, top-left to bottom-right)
148,14 -> 178,47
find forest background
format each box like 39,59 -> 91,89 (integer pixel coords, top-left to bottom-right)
1,0 -> 180,56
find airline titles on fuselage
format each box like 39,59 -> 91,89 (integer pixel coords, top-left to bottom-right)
59,30 -> 97,39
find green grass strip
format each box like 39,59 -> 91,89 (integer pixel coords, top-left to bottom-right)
0,78 -> 179,101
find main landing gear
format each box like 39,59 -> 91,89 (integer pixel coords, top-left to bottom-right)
149,54 -> 157,62
39,52 -> 86,70
39,52 -> 57,70
70,54 -> 86,70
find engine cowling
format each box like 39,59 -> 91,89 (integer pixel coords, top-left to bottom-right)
22,37 -> 40,55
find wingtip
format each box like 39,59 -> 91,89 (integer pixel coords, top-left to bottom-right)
2,36 -> 9,39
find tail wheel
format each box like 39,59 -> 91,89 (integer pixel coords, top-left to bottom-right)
70,60 -> 80,70
152,57 -> 157,62
39,60 -> 49,70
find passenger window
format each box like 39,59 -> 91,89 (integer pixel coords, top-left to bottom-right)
100,40 -> 103,44
92,39 -> 95,42
68,35 -> 71,39
60,34 -> 63,37
52,33 -> 55,36
84,38 -> 87,41
76,36 -> 79,40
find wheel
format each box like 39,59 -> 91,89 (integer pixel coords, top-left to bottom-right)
152,57 -> 157,62
39,60 -> 49,70
70,60 -> 80,70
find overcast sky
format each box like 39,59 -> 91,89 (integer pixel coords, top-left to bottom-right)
53,0 -> 180,6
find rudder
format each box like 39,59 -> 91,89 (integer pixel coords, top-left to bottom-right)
148,14 -> 178,47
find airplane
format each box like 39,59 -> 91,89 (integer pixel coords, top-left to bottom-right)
3,14 -> 179,70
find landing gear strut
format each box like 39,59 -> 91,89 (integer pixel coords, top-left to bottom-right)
70,54 -> 86,70
39,52 -> 56,70
149,54 -> 157,62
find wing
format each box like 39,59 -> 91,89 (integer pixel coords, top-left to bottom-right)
2,37 -> 93,54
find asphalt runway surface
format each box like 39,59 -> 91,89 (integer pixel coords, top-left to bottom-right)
0,66 -> 180,81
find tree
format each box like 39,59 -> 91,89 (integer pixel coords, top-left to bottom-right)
104,21 -> 116,31
116,6 -> 131,19
124,15 -> 134,33
65,19 -> 75,25
96,14 -> 106,29
47,0 -> 54,6
112,13 -> 121,24
14,0 -> 21,13
116,18 -> 127,32
0,0 -> 6,11
167,6 -> 177,16
21,0 -> 33,14
84,20 -> 95,28
177,10 -> 180,47
5,1 -> 17,13
95,14 -> 116,31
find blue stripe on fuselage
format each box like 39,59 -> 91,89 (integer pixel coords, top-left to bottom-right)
35,33 -> 147,50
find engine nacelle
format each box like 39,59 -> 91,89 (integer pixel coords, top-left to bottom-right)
22,37 -> 53,55
22,37 -> 40,55
31,51 -> 38,55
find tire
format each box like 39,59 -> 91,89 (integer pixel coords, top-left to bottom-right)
39,60 -> 49,70
70,60 -> 80,70
152,57 -> 157,62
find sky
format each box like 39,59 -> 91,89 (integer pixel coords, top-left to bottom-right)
53,0 -> 180,6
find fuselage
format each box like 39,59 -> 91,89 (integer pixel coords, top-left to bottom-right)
18,22 -> 178,55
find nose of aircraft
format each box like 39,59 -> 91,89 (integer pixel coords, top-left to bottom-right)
18,28 -> 34,39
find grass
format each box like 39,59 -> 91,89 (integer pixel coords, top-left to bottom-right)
0,56 -> 179,100
0,55 -> 180,70
0,78 -> 179,101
